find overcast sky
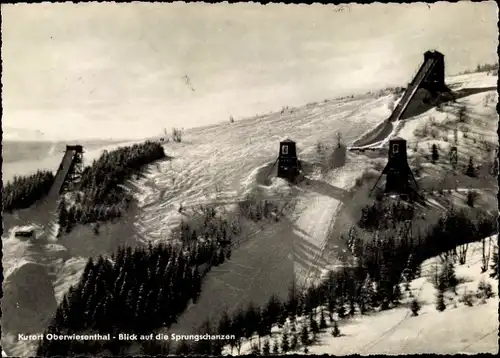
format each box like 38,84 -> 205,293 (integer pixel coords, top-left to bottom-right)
2,1 -> 498,141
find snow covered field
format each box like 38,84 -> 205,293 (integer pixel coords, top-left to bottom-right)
132,95 -> 391,242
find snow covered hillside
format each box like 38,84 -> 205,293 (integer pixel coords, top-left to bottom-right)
0,89 -> 391,357
154,72 -> 497,337
1,70 -> 497,357
230,236 -> 499,355
128,94 -> 395,336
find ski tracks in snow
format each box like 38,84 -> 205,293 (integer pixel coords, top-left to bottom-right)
131,96 -> 386,243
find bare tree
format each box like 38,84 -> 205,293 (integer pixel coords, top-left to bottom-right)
172,128 -> 182,143
458,242 -> 469,265
481,236 -> 492,273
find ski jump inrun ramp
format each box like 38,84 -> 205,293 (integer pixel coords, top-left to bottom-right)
351,51 -> 445,149
46,146 -> 83,201
388,54 -> 438,122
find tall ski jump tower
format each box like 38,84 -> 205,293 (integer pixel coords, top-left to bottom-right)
420,50 -> 449,94
39,145 -> 84,238
388,50 -> 451,122
370,137 -> 419,197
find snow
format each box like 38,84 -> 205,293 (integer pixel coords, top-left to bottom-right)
1,258 -> 57,335
1,70 -> 497,356
231,237 -> 499,355
132,94 -> 390,246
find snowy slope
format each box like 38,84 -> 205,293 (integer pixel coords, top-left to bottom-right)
134,72 -> 497,338
139,96 -> 391,336
231,237 -> 499,355
132,95 -> 391,245
1,71 -> 497,357
0,90 -> 391,357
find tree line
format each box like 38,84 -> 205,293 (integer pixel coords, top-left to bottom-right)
37,193 -> 288,356
36,196 -> 496,356
2,170 -> 54,212
358,199 -> 415,231
56,141 -> 166,234
36,197 -> 282,357
37,218 -> 230,356
2,141 -> 165,231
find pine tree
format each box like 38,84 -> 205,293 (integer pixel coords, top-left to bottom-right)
192,266 -> 202,303
446,260 -> 458,293
281,329 -> 290,353
466,190 -> 477,207
250,343 -> 260,355
218,309 -> 232,348
309,313 -> 319,340
257,310 -> 270,348
262,340 -> 270,356
244,303 -> 260,340
175,340 -> 191,355
415,263 -> 421,278
277,309 -> 287,328
404,253 -> 415,282
285,283 -> 299,320
196,319 -> 214,355
392,283 -> 402,304
337,297 -> 346,318
231,309 -> 246,355
490,246 -> 498,279
264,295 -> 282,329
458,105 -> 467,123
410,298 -> 420,316
319,309 -> 327,329
465,157 -> 476,177
290,333 -> 299,351
431,144 -> 439,164
300,324 -> 309,347
436,289 -> 446,312
331,320 -> 340,337
326,296 -> 336,322
272,339 -> 280,354
359,274 -> 375,313
378,261 -> 393,310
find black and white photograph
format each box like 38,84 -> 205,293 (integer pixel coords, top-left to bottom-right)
1,1 -> 498,357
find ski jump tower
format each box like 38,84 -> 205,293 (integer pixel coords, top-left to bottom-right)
275,139 -> 302,182
389,50 -> 451,122
39,145 -> 84,237
47,145 -> 84,199
420,51 -> 449,93
370,138 -> 419,198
